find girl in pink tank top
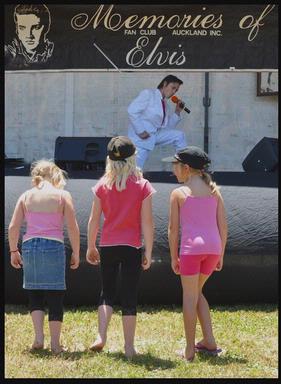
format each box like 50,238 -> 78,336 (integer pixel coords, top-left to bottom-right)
163,146 -> 228,362
8,159 -> 80,354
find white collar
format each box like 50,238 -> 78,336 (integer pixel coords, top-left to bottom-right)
156,88 -> 165,100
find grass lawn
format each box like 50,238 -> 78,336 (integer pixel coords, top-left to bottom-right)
5,304 -> 278,379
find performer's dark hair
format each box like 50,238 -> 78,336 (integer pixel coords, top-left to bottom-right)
157,75 -> 183,89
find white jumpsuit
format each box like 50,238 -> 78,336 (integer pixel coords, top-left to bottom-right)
127,88 -> 187,169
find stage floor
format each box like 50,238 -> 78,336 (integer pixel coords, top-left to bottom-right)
5,164 -> 278,187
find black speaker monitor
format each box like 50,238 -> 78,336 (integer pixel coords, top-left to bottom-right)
54,137 -> 112,163
242,137 -> 278,172
54,137 -> 113,171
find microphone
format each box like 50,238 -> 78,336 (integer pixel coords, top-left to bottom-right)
171,95 -> 191,113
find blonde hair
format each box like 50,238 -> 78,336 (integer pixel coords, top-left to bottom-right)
103,154 -> 142,191
186,165 -> 220,195
201,170 -> 220,194
30,159 -> 67,189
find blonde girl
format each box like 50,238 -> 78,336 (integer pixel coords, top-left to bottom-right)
86,136 -> 155,358
163,146 -> 228,362
8,159 -> 80,354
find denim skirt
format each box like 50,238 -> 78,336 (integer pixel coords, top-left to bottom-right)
22,238 -> 66,290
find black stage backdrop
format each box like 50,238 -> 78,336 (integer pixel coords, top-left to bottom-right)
4,4 -> 278,71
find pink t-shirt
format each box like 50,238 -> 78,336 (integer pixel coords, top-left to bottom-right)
180,196 -> 222,255
92,176 -> 156,248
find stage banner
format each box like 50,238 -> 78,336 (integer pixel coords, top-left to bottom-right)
4,4 -> 278,71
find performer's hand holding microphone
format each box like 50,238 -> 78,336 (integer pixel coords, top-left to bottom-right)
171,95 -> 191,114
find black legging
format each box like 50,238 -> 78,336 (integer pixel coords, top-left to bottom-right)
99,246 -> 142,316
27,290 -> 65,322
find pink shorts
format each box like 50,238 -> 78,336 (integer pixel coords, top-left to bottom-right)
179,253 -> 221,276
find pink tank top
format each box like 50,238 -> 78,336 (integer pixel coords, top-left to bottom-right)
22,192 -> 64,243
180,195 -> 222,255
23,212 -> 64,242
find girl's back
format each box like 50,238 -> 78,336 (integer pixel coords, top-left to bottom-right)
178,179 -> 222,256
25,182 -> 64,213
23,181 -> 65,242
93,175 -> 154,248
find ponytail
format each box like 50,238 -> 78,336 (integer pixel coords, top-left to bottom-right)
30,159 -> 67,189
201,170 -> 220,195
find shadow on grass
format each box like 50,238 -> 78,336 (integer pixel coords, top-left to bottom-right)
24,348 -> 95,361
196,352 -> 248,366
25,347 -> 249,367
107,351 -> 177,370
24,348 -> 177,370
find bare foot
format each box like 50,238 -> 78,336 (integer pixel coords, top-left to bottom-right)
184,347 -> 195,362
30,339 -> 44,351
51,345 -> 68,355
196,339 -> 217,350
176,348 -> 195,362
124,346 -> 137,358
89,337 -> 106,352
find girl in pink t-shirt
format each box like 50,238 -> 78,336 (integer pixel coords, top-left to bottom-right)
86,136 -> 156,358
163,146 -> 228,362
